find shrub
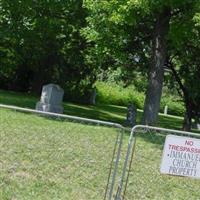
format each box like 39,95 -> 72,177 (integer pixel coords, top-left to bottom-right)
95,82 -> 144,108
160,96 -> 185,116
96,81 -> 185,116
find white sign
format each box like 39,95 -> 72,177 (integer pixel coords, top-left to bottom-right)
160,135 -> 200,179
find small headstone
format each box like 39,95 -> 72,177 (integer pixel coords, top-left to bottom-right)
193,114 -> 200,130
197,123 -> 200,130
89,88 -> 97,105
164,105 -> 168,115
36,83 -> 64,114
197,113 -> 200,130
126,104 -> 137,127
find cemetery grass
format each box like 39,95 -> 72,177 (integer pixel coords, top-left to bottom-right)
0,89 -> 184,130
1,109 -> 200,200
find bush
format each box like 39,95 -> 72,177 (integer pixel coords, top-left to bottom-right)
160,96 -> 185,116
96,81 -> 185,116
95,82 -> 145,108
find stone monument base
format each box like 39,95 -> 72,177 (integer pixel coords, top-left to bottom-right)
36,102 -> 63,114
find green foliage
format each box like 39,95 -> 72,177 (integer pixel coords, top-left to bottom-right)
96,81 -> 145,108
83,0 -> 199,72
97,67 -> 148,93
193,13 -> 200,26
1,0 -> 199,118
0,0 -> 96,102
97,67 -> 123,83
96,82 -> 185,116
160,96 -> 185,116
83,0 -> 152,76
84,0 -> 200,125
168,5 -> 200,118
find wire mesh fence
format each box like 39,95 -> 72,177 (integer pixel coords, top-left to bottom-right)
0,104 -> 129,200
114,126 -> 200,200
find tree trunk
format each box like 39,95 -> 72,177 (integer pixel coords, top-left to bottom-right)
166,60 -> 193,131
142,7 -> 171,125
182,101 -> 192,131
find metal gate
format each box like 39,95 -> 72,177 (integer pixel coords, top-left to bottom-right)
0,104 -> 126,200
1,104 -> 200,200
107,125 -> 200,200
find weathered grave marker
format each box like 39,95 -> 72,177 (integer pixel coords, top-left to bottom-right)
126,104 -> 137,127
89,88 -> 97,105
36,83 -> 64,114
197,123 -> 200,130
164,105 -> 168,115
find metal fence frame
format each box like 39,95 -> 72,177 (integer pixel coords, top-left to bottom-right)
113,125 -> 200,200
1,104 -> 199,200
0,104 -> 126,200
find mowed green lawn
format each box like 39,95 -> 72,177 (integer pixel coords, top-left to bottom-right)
0,89 -> 184,130
0,109 -> 119,200
1,108 -> 200,200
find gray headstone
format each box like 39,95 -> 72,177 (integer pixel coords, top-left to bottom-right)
36,83 -> 64,114
89,88 -> 97,105
126,104 -> 137,127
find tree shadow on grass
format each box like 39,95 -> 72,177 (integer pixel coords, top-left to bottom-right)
0,90 -> 37,108
3,89 -> 197,141
158,116 -> 183,130
2,89 -> 199,152
0,89 -> 127,124
63,103 -> 127,125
